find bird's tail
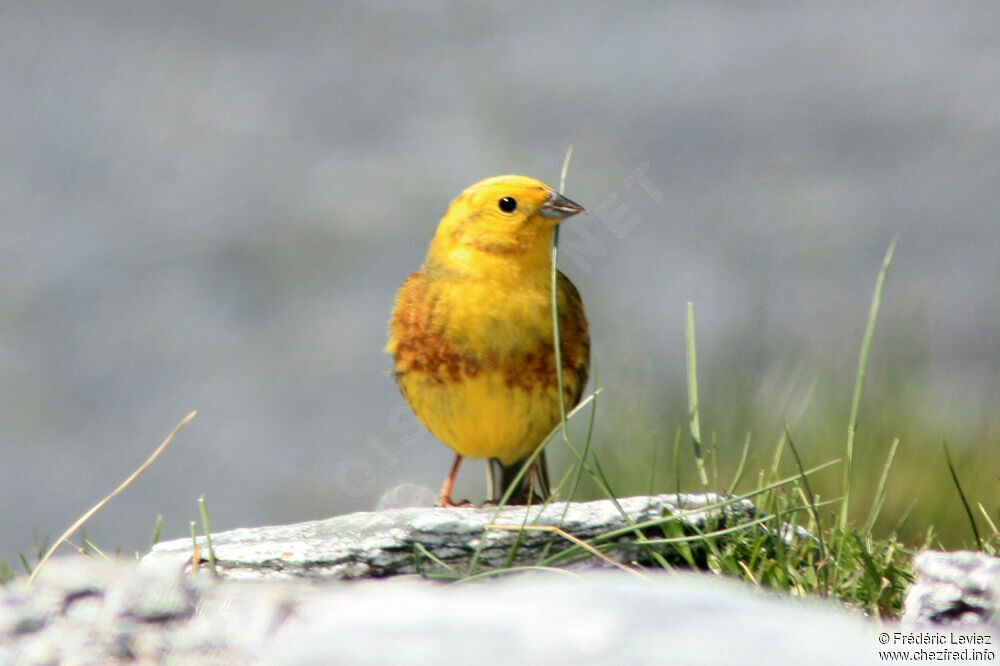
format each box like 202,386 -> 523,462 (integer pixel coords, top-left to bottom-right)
487,452 -> 551,505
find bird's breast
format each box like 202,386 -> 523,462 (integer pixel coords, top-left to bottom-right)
431,278 -> 553,359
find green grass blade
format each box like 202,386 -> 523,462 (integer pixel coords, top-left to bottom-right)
413,541 -> 456,575
564,364 -> 600,504
943,439 -> 982,550
550,143 -> 575,439
198,496 -> 217,576
725,433 -> 752,497
18,553 -> 33,576
672,426 -> 682,497
685,302 -> 709,487
784,425 -> 828,593
150,514 -> 163,547
189,521 -> 198,564
839,236 -> 897,530
862,437 -> 900,536
766,429 -> 787,487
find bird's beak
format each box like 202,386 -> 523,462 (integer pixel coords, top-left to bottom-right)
540,191 -> 585,220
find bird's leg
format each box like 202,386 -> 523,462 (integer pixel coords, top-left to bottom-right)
528,458 -> 550,502
526,461 -> 538,501
485,452 -> 551,505
485,459 -> 497,504
436,454 -> 464,507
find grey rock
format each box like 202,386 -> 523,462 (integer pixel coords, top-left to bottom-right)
903,550 -> 1000,627
143,493 -> 763,581
2,556 -> 883,666
2,496 -> 887,664
2,558 -> 251,664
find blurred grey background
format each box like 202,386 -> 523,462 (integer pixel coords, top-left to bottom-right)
2,3 -> 998,565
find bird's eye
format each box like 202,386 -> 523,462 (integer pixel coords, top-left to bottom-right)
498,196 -> 517,213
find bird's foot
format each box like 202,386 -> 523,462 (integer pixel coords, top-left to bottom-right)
435,495 -> 472,508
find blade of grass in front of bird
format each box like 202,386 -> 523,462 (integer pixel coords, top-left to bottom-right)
551,143 -> 575,435
461,148 -> 581,575
526,145 -> 587,564
549,151 -> 643,523
540,385 -> 673,570
839,237 -> 897,531
489,401 -> 674,572
493,145 -> 576,567
563,364 -> 600,504
493,391 -> 599,510
465,391 -> 598,575
486,148 -> 668,573
559,144 -> 574,198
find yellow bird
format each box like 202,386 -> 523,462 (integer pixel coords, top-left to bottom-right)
386,175 -> 589,506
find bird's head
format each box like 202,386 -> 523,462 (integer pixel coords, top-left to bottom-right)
425,175 -> 584,275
